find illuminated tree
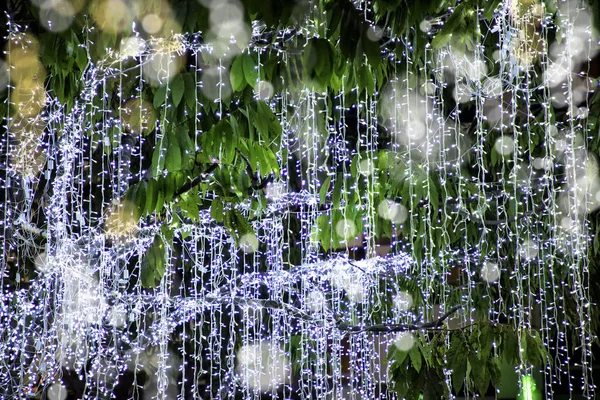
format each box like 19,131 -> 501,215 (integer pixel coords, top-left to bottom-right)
0,0 -> 598,399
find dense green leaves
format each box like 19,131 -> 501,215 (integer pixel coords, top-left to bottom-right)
387,324 -> 549,398
141,235 -> 166,288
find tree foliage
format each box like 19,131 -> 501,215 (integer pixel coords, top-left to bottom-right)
1,0 -> 599,397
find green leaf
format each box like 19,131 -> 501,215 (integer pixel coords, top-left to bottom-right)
141,235 -> 165,288
394,347 -> 409,366
314,39 -> 332,77
363,31 -> 381,68
141,255 -> 156,288
180,191 -> 200,221
153,236 -> 166,282
418,338 -> 433,367
75,46 -> 87,71
488,357 -> 502,390
171,74 -> 185,107
145,178 -> 158,216
253,105 -> 270,140
409,344 -> 422,373
135,181 -> 147,217
230,55 -> 246,92
361,64 -> 375,95
155,185 -> 165,213
183,72 -> 197,110
449,332 -> 468,392
154,85 -> 168,108
332,175 -> 343,209
502,328 -> 520,365
428,178 -> 439,218
211,197 -> 224,223
165,135 -> 182,171
242,53 -> 258,88
320,176 -> 331,204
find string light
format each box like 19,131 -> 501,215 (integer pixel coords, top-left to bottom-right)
0,1 -> 597,399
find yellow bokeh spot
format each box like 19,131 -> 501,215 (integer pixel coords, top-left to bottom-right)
121,99 -> 156,135
105,200 -> 139,239
91,0 -> 134,33
11,82 -> 47,117
6,34 -> 46,85
142,38 -> 186,86
10,116 -> 47,177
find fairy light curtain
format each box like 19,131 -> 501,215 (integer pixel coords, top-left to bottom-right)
0,0 -> 598,399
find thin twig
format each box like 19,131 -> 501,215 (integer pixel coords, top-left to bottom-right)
173,162 -> 219,198
337,305 -> 462,334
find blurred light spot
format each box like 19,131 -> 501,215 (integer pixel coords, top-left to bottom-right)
402,119 -> 427,141
12,82 -> 47,117
335,219 -> 357,241
121,99 -> 155,135
200,66 -> 232,100
39,0 -> 75,32
34,251 -> 49,274
533,157 -> 552,171
109,305 -> 127,328
142,40 -> 185,86
380,79 -> 433,148
481,261 -> 500,283
494,136 -> 515,156
210,1 -> 244,26
394,332 -> 415,351
519,240 -> 539,261
453,84 -> 472,104
545,60 -> 569,88
554,138 -> 566,153
92,0 -> 134,33
421,81 -> 436,96
119,37 -> 146,59
236,343 -> 290,391
105,200 -> 138,239
142,14 -> 164,34
358,158 -> 374,176
255,81 -> 274,100
561,217 -> 574,230
0,60 -> 9,93
419,19 -> 432,32
306,290 -> 326,312
46,383 -> 68,400
346,282 -> 364,302
393,291 -> 413,312
206,0 -> 250,58
366,25 -> 383,41
264,181 -> 286,200
378,200 -> 408,224
492,50 -> 502,62
483,76 -> 502,98
240,233 -> 259,253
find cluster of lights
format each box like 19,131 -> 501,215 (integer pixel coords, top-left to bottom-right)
0,0 -> 597,399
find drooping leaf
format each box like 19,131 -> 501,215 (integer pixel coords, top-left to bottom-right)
183,72 -> 197,110
145,178 -> 158,216
165,134 -> 182,171
470,356 -> 490,395
230,55 -> 246,92
320,176 -> 331,204
409,344 -> 422,373
211,197 -> 224,223
242,53 -> 258,88
179,191 -> 200,222
171,73 -> 185,107
154,84 -> 168,108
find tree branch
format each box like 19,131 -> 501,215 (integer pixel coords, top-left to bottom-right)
173,162 -> 219,198
337,305 -> 462,334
